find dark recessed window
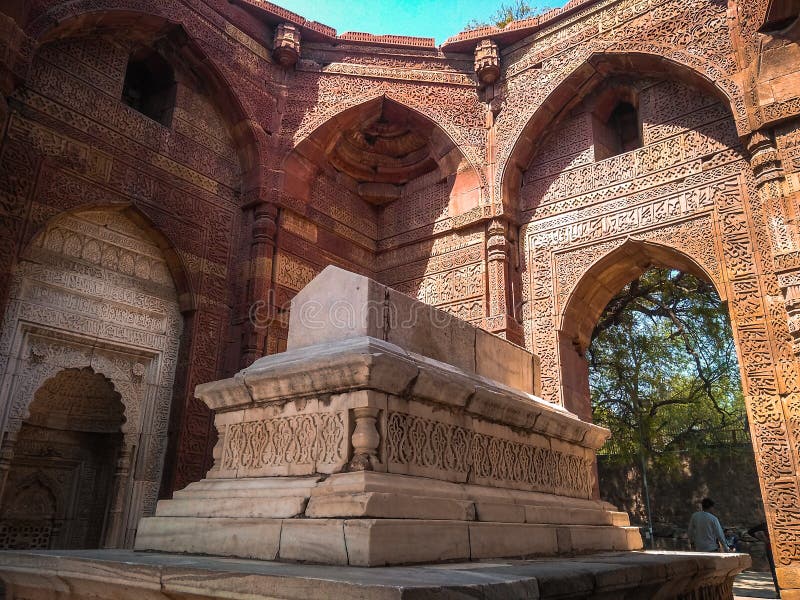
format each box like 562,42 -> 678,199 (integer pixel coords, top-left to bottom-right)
121,47 -> 175,126
761,0 -> 800,32
594,101 -> 642,161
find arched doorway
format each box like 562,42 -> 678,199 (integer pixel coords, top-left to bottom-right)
0,368 -> 124,549
556,241 -> 719,419
585,266 -> 765,554
0,207 -> 183,548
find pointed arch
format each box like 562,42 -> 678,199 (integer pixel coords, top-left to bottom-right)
559,239 -> 721,354
24,203 -> 194,312
290,92 -> 486,196
499,51 -> 744,209
26,366 -> 125,434
283,93 -> 484,209
554,239 -> 722,419
23,6 -> 266,191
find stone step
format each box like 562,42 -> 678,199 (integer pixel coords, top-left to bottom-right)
134,516 -> 643,566
155,496 -> 308,518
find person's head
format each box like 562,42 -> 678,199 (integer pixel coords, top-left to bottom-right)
701,498 -> 715,511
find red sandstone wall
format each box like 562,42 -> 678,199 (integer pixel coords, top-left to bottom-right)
0,31 -> 242,492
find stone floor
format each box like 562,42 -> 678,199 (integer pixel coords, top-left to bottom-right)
733,571 -> 779,599
0,549 -> 750,599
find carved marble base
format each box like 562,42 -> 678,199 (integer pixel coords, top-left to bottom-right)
136,267 -> 640,566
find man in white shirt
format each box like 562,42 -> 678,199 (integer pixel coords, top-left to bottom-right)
688,498 -> 730,552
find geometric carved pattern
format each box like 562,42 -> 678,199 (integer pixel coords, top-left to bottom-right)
0,521 -> 53,550
386,412 -> 594,498
221,413 -> 346,470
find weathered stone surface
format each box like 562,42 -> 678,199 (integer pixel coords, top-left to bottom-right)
305,492 -> 476,521
0,549 -> 751,599
469,523 -> 560,558
1,0 -> 798,585
282,265 -> 535,392
134,517 -> 282,560
279,520 -> 349,565
344,520 -> 471,566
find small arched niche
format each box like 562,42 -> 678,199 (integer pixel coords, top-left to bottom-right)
0,368 -> 124,550
0,206 -> 184,548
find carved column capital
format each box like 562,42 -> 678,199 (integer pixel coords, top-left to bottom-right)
251,201 -> 278,243
273,23 -> 301,69
747,128 -> 785,187
474,39 -> 500,86
487,218 -> 508,260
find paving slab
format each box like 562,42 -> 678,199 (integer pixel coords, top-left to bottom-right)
0,549 -> 750,600
734,570 -> 780,599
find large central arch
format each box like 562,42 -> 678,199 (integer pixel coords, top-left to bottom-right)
509,47 -> 800,576
269,94 -> 487,347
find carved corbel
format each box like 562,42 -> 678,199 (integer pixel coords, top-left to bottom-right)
273,23 -> 301,69
747,129 -> 785,188
474,39 -> 500,86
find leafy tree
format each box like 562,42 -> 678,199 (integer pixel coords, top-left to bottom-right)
466,0 -> 549,29
588,269 -> 745,465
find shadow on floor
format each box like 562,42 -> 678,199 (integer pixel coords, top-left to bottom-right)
734,571 -> 779,599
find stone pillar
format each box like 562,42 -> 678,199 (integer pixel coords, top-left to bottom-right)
242,200 -> 279,367
748,129 -> 795,254
348,406 -> 380,471
741,128 -> 800,595
103,445 -> 133,548
273,23 -> 301,69
485,219 -> 523,345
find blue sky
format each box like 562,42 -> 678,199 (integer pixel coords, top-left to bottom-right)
273,0 -> 562,45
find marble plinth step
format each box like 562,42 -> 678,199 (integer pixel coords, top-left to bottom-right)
135,516 -> 643,566
159,473 -> 631,525
0,549 -> 751,600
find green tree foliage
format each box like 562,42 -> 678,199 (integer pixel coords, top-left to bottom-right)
466,0 -> 548,29
588,269 -> 745,464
